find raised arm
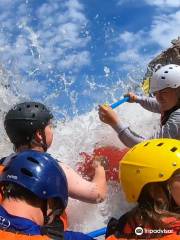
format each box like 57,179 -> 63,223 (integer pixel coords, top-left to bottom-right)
98,104 -> 145,148
125,92 -> 161,113
136,96 -> 160,113
113,122 -> 145,148
60,161 -> 107,204
114,109 -> 180,147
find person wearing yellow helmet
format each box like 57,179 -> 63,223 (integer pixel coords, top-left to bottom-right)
105,138 -> 180,240
98,64 -> 180,147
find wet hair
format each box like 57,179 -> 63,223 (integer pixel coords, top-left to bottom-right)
1,182 -> 64,211
1,182 -> 43,207
124,182 -> 180,238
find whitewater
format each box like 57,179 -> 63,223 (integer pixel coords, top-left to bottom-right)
0,70 -> 160,236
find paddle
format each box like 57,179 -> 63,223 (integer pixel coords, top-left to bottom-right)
77,97 -> 130,182
110,96 -> 129,109
87,227 -> 107,238
77,96 -> 130,181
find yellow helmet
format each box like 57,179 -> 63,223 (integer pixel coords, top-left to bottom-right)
120,138 -> 180,203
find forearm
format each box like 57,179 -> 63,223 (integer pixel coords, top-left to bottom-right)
136,96 -> 161,113
61,163 -> 107,204
92,165 -> 107,203
113,110 -> 180,147
113,123 -> 146,148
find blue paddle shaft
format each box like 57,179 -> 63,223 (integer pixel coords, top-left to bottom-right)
110,96 -> 129,109
87,227 -> 107,238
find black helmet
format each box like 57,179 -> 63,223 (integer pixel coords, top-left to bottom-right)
4,102 -> 53,147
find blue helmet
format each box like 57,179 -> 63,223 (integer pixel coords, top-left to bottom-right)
0,150 -> 68,210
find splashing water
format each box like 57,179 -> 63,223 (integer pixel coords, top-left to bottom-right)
0,0 -> 160,235
0,64 -> 160,234
49,102 -> 159,233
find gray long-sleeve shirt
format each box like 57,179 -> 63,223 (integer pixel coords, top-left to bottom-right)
113,96 -> 180,148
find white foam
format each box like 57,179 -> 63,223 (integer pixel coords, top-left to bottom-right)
0,66 -> 160,234
49,102 -> 159,232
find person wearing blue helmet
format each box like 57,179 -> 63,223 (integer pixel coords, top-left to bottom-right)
0,151 -> 94,240
3,102 -> 107,205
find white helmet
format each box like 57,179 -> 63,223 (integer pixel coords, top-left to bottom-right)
150,64 -> 180,93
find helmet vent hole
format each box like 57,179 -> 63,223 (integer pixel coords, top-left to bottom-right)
169,67 -> 173,69
164,71 -> 168,73
161,76 -> 165,79
171,147 -> 177,152
157,143 -> 164,146
18,108 -> 21,111
21,168 -> 33,177
27,157 -> 39,164
144,142 -> 150,147
35,105 -> 38,108
26,105 -> 30,108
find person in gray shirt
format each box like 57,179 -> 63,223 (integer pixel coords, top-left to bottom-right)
98,64 -> 180,148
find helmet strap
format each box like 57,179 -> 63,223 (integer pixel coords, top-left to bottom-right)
45,209 -> 62,223
41,214 -> 64,239
42,200 -> 62,225
41,201 -> 64,239
41,200 -> 49,225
